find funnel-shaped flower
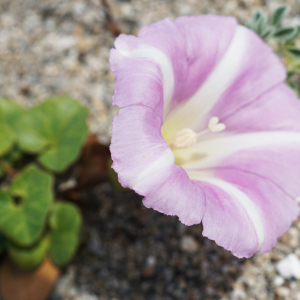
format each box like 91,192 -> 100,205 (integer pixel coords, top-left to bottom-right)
110,15 -> 300,258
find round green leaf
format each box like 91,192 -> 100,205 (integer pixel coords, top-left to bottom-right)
49,202 -> 82,266
15,96 -> 88,172
0,99 -> 25,129
0,124 -> 15,156
7,237 -> 50,270
0,165 -> 53,246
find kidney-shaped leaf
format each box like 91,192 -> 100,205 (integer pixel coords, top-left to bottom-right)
49,202 -> 82,266
0,165 -> 53,246
0,99 -> 25,128
0,100 -> 26,158
0,124 -> 15,156
7,237 -> 50,270
15,96 -> 88,172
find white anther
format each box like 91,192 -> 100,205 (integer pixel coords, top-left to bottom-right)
172,128 -> 198,148
296,197 -> 300,204
208,116 -> 226,133
208,116 -> 219,127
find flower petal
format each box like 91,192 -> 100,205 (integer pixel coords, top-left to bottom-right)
110,49 -> 164,117
220,83 -> 300,133
110,105 -> 174,188
186,143 -> 300,256
112,15 -> 237,116
175,131 -> 300,169
212,165 -> 300,254
162,25 -> 286,144
194,179 -> 260,258
134,164 -> 206,226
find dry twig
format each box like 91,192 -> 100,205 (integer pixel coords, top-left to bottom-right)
100,0 -> 122,36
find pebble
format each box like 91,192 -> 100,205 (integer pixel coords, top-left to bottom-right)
146,255 -> 156,267
277,254 -> 300,279
273,275 -> 284,287
180,235 -> 199,253
277,286 -> 291,297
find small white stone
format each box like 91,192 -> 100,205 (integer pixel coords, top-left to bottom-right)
146,256 -> 156,267
290,281 -> 297,289
180,236 -> 199,253
58,178 -> 77,192
276,253 -> 300,279
277,286 -> 290,297
273,276 -> 284,286
54,36 -> 76,51
173,128 -> 197,148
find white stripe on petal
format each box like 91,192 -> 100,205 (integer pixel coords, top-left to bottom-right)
175,131 -> 300,170
119,46 -> 174,111
190,176 -> 264,251
161,26 -> 247,144
131,149 -> 175,187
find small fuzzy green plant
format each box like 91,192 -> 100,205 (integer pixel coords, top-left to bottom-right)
247,6 -> 300,92
0,97 -> 88,270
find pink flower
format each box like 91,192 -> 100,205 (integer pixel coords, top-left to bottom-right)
109,15 -> 300,258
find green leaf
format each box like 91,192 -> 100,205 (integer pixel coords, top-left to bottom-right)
247,11 -> 263,31
261,27 -> 274,40
285,26 -> 300,43
7,237 -> 50,270
286,48 -> 300,59
4,146 -> 23,163
15,96 -> 88,172
0,99 -> 25,130
0,165 -> 53,246
0,124 -> 15,156
257,14 -> 268,35
271,6 -> 289,27
273,27 -> 296,40
49,202 -> 82,266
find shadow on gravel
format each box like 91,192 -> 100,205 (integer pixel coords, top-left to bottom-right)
52,183 -> 246,300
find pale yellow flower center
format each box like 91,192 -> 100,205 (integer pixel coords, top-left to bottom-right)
161,116 -> 226,166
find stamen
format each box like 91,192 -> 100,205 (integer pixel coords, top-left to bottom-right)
208,116 -> 226,132
172,116 -> 226,148
296,197 -> 300,204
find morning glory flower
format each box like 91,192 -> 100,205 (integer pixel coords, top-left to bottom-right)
110,15 -> 300,258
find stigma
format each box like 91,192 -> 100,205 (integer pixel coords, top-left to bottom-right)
172,117 -> 226,148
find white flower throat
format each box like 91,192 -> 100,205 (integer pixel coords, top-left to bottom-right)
172,117 -> 226,148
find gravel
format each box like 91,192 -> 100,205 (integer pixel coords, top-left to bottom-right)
46,182 -> 300,300
2,0 -> 300,299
